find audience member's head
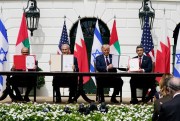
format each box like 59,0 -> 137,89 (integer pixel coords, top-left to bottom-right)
159,74 -> 173,96
61,44 -> 71,55
101,44 -> 110,56
21,47 -> 29,55
136,45 -> 144,57
168,77 -> 180,96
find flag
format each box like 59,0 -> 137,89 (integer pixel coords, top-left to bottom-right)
155,13 -> 170,82
16,13 -> 30,54
90,20 -> 103,85
58,21 -> 69,54
0,19 -> 8,94
109,20 -> 121,55
141,16 -> 154,62
74,20 -> 90,84
173,29 -> 180,77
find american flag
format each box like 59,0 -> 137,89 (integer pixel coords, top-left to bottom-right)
141,15 -> 155,62
58,21 -> 69,54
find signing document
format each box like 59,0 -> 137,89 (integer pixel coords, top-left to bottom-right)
112,55 -> 129,68
62,55 -> 74,72
26,55 -> 36,69
50,54 -> 62,71
129,58 -> 139,71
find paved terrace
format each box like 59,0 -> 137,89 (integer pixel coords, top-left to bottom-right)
0,95 -> 153,105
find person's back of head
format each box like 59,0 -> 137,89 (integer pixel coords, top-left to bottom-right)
159,74 -> 173,97
168,77 -> 180,96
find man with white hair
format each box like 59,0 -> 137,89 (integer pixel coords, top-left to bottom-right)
53,44 -> 79,103
158,77 -> 180,121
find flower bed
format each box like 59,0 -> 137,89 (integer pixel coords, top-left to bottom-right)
0,103 -> 153,121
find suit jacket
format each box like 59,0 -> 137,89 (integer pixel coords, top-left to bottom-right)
96,54 -> 116,72
152,95 -> 172,121
158,94 -> 180,121
53,57 -> 79,86
95,54 -> 123,89
10,60 -> 38,86
73,57 -> 79,72
133,55 -> 152,72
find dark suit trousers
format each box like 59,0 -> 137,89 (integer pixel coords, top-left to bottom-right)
53,76 -> 78,100
130,77 -> 155,101
10,75 -> 35,99
96,76 -> 123,101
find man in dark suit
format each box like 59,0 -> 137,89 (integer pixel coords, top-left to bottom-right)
96,44 -> 123,103
158,77 -> 180,121
10,47 -> 38,102
129,45 -> 153,104
52,44 -> 79,103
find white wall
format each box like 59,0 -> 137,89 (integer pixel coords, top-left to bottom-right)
1,0 -> 180,97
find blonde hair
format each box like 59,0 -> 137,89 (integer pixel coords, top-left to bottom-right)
159,74 -> 173,96
102,44 -> 110,49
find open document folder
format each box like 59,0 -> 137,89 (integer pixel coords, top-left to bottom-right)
112,55 -> 130,69
129,58 -> 139,71
50,54 -> 74,72
14,55 -> 36,70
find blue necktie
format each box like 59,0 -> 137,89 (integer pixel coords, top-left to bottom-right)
106,56 -> 110,65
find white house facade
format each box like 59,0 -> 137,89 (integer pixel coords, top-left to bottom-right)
0,0 -> 180,98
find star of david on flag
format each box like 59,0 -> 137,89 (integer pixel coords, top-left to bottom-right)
91,49 -> 102,61
174,29 -> 180,77
175,54 -> 180,64
0,19 -> 8,94
0,48 -> 7,64
90,20 -> 103,85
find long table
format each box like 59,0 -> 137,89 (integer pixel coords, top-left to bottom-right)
0,71 -> 164,103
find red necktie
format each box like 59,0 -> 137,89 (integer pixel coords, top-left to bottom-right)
139,57 -> 142,68
106,56 -> 110,65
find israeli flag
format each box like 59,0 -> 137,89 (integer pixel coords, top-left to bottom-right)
90,20 -> 103,85
174,29 -> 180,77
0,19 -> 8,94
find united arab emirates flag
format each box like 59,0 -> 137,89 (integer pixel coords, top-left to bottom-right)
16,13 -> 30,54
109,20 -> 121,55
